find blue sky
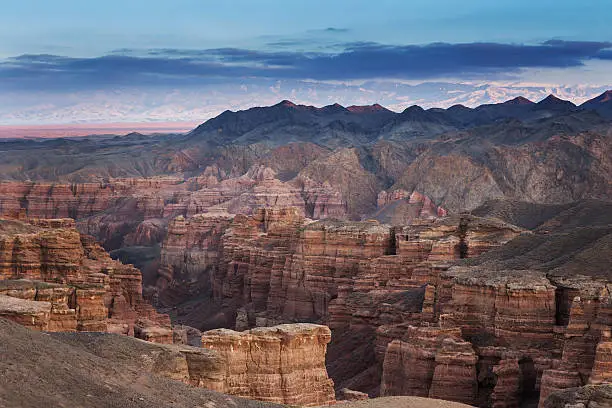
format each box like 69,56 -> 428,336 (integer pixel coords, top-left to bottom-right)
1,0 -> 612,125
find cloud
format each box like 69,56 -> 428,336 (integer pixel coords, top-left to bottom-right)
1,40 -> 612,91
318,27 -> 350,33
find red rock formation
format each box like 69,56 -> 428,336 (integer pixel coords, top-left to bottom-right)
380,326 -> 478,405
537,279 -> 612,407
157,211 -> 233,303
205,210 -> 525,399
0,169 -> 346,252
0,217 -> 171,342
212,211 -> 521,332
201,323 -> 336,406
589,340 -> 612,385
490,357 -> 522,408
375,189 -> 448,224
438,268 -> 557,348
0,294 -> 51,331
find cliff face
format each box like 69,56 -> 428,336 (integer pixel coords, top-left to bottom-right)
0,218 -> 172,342
377,268 -> 611,408
374,190 -> 448,225
210,210 -> 521,330
202,206 -> 610,407
380,327 -> 478,405
0,167 -> 346,252
157,211 -> 233,303
0,178 -> 187,250
201,323 -> 336,406
202,208 -> 529,401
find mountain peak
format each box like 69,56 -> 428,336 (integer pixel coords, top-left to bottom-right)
276,100 -> 298,108
346,103 -> 389,113
402,105 -> 425,114
503,96 -> 534,105
583,90 -> 612,105
320,103 -> 347,113
536,94 -> 576,108
447,104 -> 471,111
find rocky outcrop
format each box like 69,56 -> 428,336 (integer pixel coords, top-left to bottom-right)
0,218 -> 171,342
374,190 -> 447,225
377,268 -> 611,408
590,341 -> 612,385
212,212 -> 522,331
541,384 -> 612,408
380,327 -> 478,405
437,268 -> 558,348
172,203 -> 609,407
201,323 -> 336,406
206,209 -> 526,400
0,167 -> 346,250
537,280 -> 612,407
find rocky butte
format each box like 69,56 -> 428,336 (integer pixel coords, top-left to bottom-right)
201,324 -> 336,406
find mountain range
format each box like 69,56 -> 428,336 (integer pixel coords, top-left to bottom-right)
1,91 -> 611,215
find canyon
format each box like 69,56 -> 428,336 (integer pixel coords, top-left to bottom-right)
154,200 -> 611,407
0,95 -> 610,407
0,216 -> 338,406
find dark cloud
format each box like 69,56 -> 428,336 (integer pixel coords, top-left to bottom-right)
321,27 -> 350,33
2,40 -> 612,91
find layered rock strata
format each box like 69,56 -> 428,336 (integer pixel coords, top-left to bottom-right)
377,266 -> 611,408
211,210 -> 522,331
201,323 -> 336,406
0,218 -> 171,342
204,207 -> 610,407
0,167 -> 346,252
156,211 -> 233,304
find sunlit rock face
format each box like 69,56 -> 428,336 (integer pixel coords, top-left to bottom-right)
201,323 -> 336,406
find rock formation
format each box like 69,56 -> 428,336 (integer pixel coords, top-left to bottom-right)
0,167 -> 346,252
201,323 -> 336,406
541,383 -> 612,408
0,217 -> 172,342
374,190 -> 448,225
197,204 -> 611,407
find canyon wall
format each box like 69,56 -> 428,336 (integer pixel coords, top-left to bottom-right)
378,267 -> 611,408
0,167 -> 346,252
0,216 -> 340,406
185,206 -> 610,407
0,217 -> 172,342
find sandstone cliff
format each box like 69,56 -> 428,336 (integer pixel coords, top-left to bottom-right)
201,205 -> 610,406
0,218 -> 172,342
201,323 -> 336,406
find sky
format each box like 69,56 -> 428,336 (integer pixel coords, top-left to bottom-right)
1,0 -> 612,126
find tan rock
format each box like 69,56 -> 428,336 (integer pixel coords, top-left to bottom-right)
201,323 -> 336,406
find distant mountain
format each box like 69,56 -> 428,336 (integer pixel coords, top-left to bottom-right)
188,93 -> 609,146
502,96 -> 535,105
0,93 -> 610,215
581,90 -> 612,119
534,94 -> 577,110
346,104 -> 391,114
